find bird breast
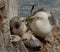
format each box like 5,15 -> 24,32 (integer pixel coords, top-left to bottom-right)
30,20 -> 53,37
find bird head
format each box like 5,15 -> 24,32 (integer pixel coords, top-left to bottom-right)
14,17 -> 26,29
26,11 -> 51,22
10,16 -> 27,35
34,11 -> 49,21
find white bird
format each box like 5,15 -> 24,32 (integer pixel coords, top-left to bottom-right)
26,9 -> 56,42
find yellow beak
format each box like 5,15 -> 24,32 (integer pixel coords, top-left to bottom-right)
26,16 -> 35,21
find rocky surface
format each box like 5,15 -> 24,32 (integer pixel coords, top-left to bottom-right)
41,27 -> 60,52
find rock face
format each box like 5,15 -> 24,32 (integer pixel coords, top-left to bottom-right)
0,0 -> 28,52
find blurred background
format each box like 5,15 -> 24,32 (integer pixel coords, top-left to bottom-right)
17,0 -> 60,23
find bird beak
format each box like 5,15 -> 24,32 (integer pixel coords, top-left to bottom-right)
26,16 -> 35,21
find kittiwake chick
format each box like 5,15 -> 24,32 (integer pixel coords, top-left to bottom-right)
10,16 -> 27,37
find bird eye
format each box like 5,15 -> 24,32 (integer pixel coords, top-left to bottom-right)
37,17 -> 39,18
40,18 -> 43,19
39,18 -> 43,20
